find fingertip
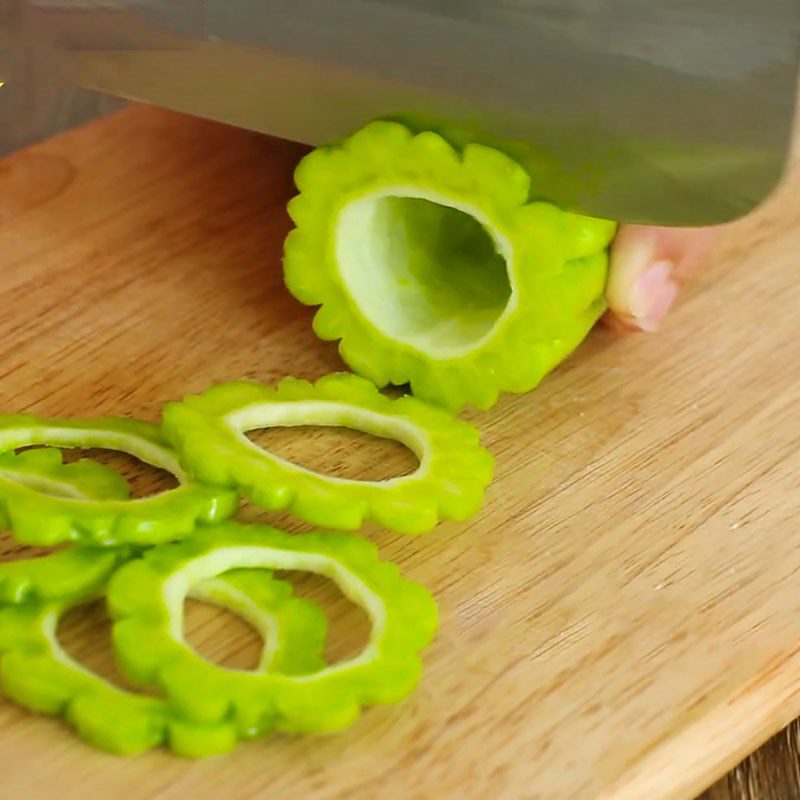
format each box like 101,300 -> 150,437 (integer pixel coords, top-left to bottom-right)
605,224 -> 718,332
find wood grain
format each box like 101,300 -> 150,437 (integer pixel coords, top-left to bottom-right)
1,104 -> 800,800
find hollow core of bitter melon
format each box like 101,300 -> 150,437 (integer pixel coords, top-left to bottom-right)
336,188 -> 514,358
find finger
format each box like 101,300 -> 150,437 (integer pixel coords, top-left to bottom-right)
603,225 -> 719,332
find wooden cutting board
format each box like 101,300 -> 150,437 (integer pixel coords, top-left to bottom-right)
1,105 -> 800,800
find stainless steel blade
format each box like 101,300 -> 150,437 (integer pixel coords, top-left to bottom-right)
4,0 -> 800,224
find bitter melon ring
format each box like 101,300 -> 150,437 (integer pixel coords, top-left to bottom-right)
162,374 -> 493,534
0,415 -> 239,546
283,120 -> 618,410
108,523 -> 438,736
0,448 -> 133,603
0,565 -> 328,756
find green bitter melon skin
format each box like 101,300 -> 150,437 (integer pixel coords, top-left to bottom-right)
163,374 -> 493,535
0,448 -> 134,603
0,560 -> 328,756
0,415 -> 239,547
108,522 -> 438,737
283,120 -> 617,411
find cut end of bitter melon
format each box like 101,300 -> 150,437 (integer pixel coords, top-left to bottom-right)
283,121 -> 617,411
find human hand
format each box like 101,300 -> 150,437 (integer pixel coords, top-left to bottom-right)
604,225 -> 720,332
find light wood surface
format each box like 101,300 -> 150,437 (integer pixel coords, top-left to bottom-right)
1,105 -> 800,800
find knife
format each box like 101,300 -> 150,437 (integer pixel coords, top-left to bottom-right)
3,0 -> 799,225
